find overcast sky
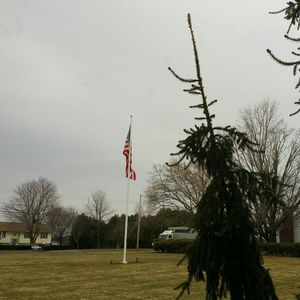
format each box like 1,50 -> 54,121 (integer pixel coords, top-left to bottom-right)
0,0 -> 299,218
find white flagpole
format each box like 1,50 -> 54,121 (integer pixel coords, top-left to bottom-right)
122,177 -> 130,263
122,115 -> 133,264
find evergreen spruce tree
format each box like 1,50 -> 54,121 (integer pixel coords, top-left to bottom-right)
268,1 -> 300,116
170,14 -> 279,300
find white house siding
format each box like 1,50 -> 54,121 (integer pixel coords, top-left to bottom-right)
294,216 -> 300,243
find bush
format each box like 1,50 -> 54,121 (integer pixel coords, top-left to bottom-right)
260,243 -> 300,257
152,239 -> 193,253
153,240 -> 300,257
0,244 -> 31,250
0,244 -> 73,251
43,245 -> 72,251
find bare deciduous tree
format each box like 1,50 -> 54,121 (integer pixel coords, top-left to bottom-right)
237,100 -> 300,242
2,177 -> 60,243
86,190 -> 113,248
145,161 -> 209,215
48,206 -> 77,246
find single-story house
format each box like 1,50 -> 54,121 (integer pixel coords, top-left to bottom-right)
0,221 -> 52,245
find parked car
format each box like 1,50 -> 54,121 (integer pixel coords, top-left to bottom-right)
31,244 -> 43,251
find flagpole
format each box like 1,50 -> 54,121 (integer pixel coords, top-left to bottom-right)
122,176 -> 130,264
136,194 -> 142,263
122,115 -> 132,264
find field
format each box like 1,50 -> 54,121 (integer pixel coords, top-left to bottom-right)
0,249 -> 299,299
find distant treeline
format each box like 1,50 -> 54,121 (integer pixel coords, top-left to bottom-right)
69,208 -> 193,249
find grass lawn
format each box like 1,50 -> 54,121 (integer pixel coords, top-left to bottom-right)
0,249 -> 299,299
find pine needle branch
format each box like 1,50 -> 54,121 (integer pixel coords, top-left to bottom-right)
266,49 -> 300,66
285,34 -> 300,42
269,8 -> 288,15
168,67 -> 198,83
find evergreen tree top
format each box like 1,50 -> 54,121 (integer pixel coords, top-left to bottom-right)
169,13 -> 278,300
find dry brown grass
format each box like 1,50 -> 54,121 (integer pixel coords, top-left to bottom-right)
0,249 -> 299,299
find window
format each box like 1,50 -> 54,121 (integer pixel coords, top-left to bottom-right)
173,229 -> 189,233
24,232 -> 30,239
40,232 -> 48,239
0,231 -> 6,239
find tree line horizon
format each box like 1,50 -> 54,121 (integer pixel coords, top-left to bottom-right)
1,99 -> 299,247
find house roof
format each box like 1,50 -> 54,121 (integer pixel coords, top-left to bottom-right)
0,221 -> 51,232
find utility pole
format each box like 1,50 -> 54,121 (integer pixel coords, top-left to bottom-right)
136,194 -> 142,262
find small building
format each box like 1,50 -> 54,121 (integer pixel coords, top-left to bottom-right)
0,221 -> 52,245
294,216 -> 300,242
278,216 -> 300,243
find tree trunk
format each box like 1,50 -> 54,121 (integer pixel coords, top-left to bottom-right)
30,233 -> 36,244
268,230 -> 277,243
76,236 -> 80,249
261,226 -> 277,243
97,221 -> 101,249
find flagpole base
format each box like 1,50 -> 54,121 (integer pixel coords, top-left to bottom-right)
122,260 -> 128,264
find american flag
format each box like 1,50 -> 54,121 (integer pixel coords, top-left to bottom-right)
123,125 -> 136,180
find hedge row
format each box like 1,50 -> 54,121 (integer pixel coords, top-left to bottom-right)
152,239 -> 193,253
260,242 -> 300,257
43,245 -> 72,251
0,244 -> 31,250
0,244 -> 72,251
153,239 -> 300,257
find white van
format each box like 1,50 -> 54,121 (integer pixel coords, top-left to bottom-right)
158,226 -> 197,240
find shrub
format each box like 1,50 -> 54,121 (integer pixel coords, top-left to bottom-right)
260,243 -> 300,257
152,239 -> 193,253
43,245 -> 72,251
153,240 -> 300,257
0,244 -> 31,250
0,244 -> 73,251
